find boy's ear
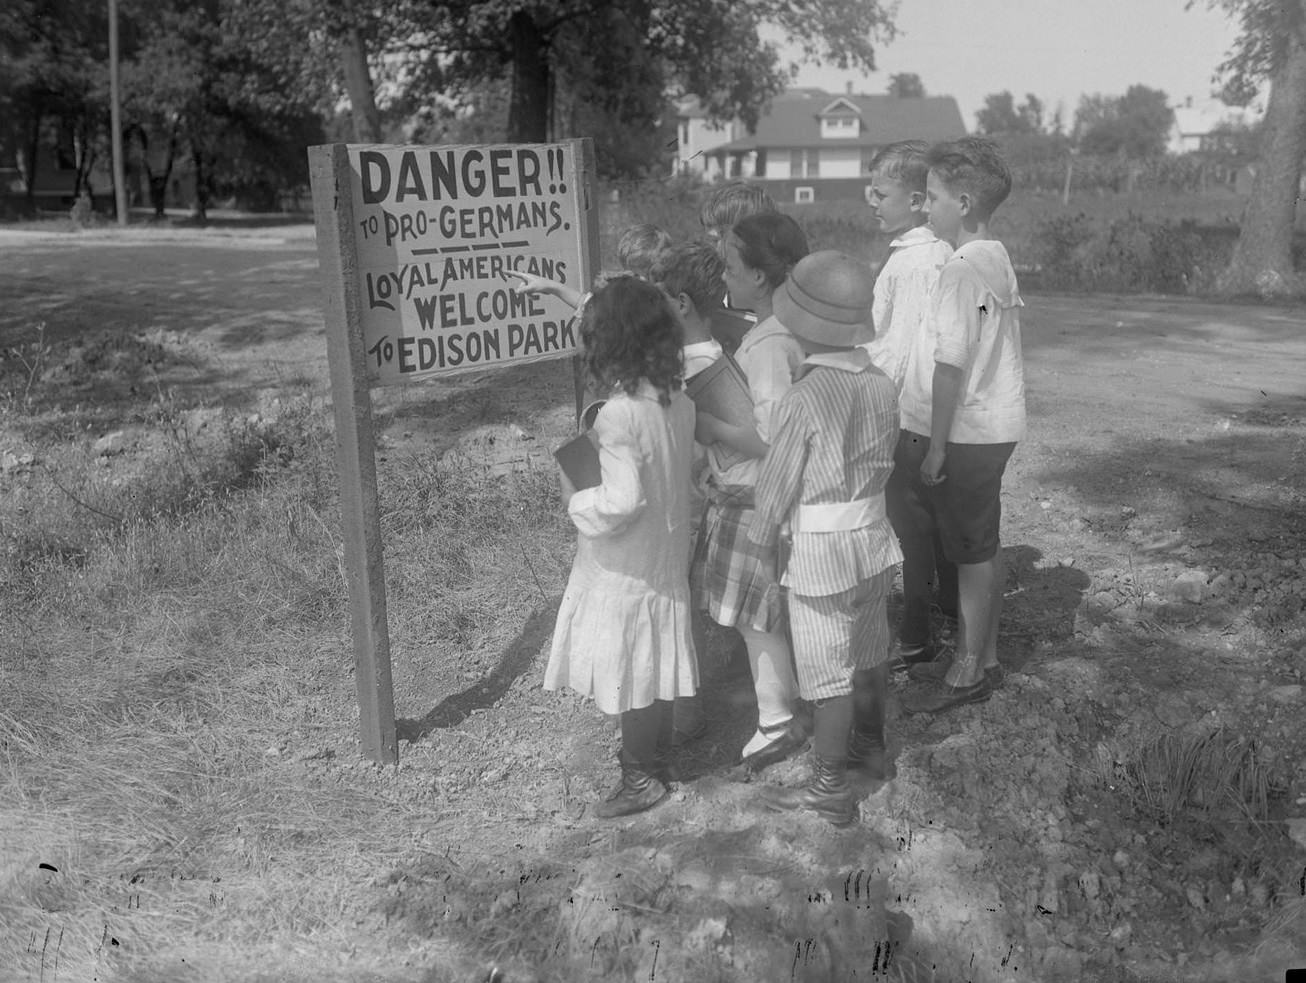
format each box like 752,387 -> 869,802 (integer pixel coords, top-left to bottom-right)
674,291 -> 694,317
957,191 -> 975,217
908,190 -> 926,212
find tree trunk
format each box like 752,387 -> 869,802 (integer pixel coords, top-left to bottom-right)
192,143 -> 209,224
506,11 -> 550,142
1219,10 -> 1306,297
73,116 -> 97,197
340,26 -> 382,143
21,110 -> 43,210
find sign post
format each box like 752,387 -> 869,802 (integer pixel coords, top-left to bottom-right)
309,139 -> 598,763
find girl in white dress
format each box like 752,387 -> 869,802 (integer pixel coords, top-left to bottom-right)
545,276 -> 698,818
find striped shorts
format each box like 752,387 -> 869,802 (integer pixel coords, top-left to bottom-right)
692,501 -> 784,634
787,568 -> 893,701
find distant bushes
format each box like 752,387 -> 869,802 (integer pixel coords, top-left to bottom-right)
606,176 -> 1290,296
1011,153 -> 1246,196
1031,213 -> 1235,294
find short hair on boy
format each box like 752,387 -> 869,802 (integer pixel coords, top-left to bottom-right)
616,223 -> 673,278
869,140 -> 930,193
699,181 -> 778,233
925,136 -> 1013,218
649,240 -> 726,315
731,212 -> 809,290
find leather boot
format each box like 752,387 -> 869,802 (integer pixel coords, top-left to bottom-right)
848,730 -> 888,780
760,754 -> 855,827
849,667 -> 889,779
593,751 -> 668,819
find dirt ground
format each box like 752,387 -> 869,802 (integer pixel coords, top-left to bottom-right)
2,225 -> 1305,982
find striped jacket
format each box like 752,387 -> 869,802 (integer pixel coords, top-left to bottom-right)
748,349 -> 903,597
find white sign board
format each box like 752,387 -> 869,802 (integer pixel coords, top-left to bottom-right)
347,141 -> 591,384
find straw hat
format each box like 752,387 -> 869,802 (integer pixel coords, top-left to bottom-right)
774,250 -> 876,347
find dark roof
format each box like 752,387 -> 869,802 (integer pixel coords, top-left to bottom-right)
705,89 -> 967,152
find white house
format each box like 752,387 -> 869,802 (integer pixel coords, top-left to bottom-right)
1168,96 -> 1262,155
673,87 -> 967,202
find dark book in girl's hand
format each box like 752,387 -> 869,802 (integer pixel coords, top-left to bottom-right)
685,352 -> 754,429
553,399 -> 606,490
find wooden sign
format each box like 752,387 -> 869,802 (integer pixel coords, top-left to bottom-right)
345,141 -> 591,383
308,139 -> 599,764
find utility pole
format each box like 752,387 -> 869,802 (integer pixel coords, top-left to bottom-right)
108,0 -> 128,226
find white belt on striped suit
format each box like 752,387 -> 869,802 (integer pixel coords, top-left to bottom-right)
790,496 -> 886,534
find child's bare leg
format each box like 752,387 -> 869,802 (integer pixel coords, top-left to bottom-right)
737,625 -> 798,758
945,552 -> 1002,689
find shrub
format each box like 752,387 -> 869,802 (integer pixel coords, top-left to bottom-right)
1032,213 -> 1233,294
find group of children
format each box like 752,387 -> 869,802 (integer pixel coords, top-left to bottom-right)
538,136 -> 1026,824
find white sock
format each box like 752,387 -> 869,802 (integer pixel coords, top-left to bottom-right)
738,626 -> 797,756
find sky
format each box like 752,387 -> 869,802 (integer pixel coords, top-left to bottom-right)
778,0 -> 1252,129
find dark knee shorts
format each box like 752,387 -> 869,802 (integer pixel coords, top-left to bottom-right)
897,433 -> 1015,564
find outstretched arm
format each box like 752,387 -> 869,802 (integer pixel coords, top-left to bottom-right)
504,269 -> 583,310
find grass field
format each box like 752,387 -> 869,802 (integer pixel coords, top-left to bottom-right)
2,215 -> 1305,980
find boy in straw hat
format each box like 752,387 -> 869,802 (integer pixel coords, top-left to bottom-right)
747,250 -> 903,826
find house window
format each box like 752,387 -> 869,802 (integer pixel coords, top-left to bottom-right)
820,116 -> 860,139
807,151 -> 819,178
795,186 -> 815,204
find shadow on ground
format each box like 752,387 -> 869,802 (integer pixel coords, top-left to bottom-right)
397,600 -> 560,741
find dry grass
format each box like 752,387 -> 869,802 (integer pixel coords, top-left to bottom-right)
1125,728 -> 1273,823
0,390 -> 577,981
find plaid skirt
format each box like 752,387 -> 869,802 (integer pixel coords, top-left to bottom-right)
692,498 -> 785,634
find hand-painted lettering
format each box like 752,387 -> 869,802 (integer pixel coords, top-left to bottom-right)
360,148 -> 554,205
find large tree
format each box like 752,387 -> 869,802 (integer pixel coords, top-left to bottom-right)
0,0 -> 114,209
400,0 -> 895,148
1073,85 -> 1174,158
1203,0 -> 1306,296
976,90 -> 1044,135
119,0 -> 329,219
887,72 -> 925,98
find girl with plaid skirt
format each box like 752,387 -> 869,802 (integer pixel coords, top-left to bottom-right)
692,213 -> 810,768
545,277 -> 699,818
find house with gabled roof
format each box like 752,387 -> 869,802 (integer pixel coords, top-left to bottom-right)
673,86 -> 967,203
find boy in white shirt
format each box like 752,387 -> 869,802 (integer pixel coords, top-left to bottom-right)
864,141 -> 958,669
899,137 -> 1026,715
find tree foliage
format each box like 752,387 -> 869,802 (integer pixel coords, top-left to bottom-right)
975,91 -> 1045,135
0,0 -> 115,204
1073,85 -> 1174,158
394,0 -> 895,166
887,72 -> 925,98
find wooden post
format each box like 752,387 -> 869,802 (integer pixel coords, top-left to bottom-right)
572,138 -> 601,427
307,144 -> 398,765
107,0 -> 128,226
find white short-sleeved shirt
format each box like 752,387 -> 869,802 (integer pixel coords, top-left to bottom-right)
863,226 -> 952,395
900,239 -> 1026,444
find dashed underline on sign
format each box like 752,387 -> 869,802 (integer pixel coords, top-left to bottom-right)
411,240 -> 532,256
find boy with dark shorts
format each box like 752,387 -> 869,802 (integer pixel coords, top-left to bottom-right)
898,137 -> 1026,715
865,140 -> 959,667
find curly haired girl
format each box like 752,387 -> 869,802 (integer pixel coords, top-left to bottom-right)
545,276 -> 699,818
